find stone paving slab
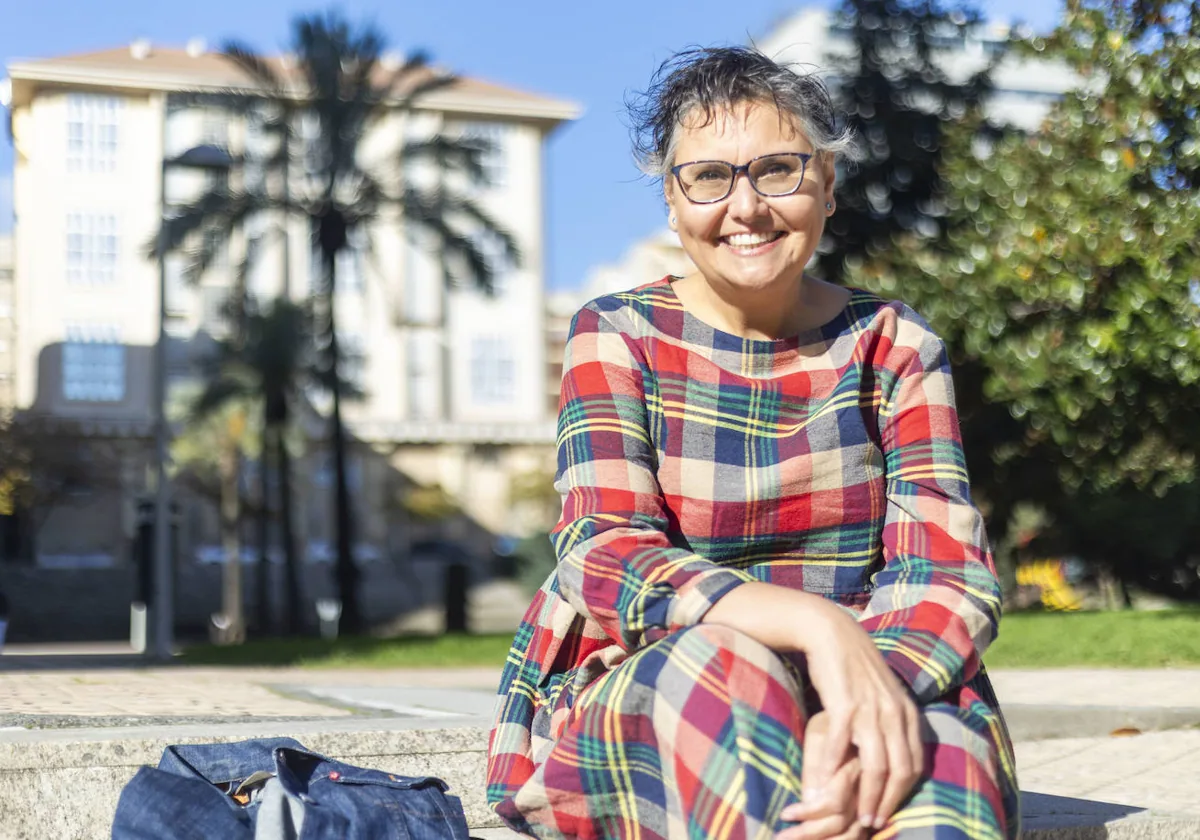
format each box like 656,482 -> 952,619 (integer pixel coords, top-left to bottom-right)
989,668 -> 1200,709
0,669 -> 355,718
0,665 -> 504,722
1016,730 -> 1200,818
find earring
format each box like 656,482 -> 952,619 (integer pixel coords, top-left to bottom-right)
669,215 -> 676,227
825,202 -> 833,211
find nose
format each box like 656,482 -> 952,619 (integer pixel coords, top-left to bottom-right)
725,170 -> 768,220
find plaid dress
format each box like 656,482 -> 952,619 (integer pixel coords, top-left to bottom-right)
487,278 -> 1019,839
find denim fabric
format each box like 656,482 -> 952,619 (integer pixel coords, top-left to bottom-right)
111,737 -> 471,840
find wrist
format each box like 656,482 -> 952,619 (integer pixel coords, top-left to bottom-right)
790,592 -> 845,653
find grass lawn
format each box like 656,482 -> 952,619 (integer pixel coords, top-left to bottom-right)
179,608 -> 1200,670
986,607 -> 1200,668
179,632 -> 515,669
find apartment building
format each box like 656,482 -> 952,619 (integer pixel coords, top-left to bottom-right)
0,234 -> 12,413
2,41 -> 578,573
760,8 -> 1077,132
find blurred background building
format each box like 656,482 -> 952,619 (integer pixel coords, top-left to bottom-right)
1,40 -> 577,638
0,234 -> 12,413
760,8 -> 1076,131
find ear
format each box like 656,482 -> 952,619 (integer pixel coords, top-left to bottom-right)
821,155 -> 837,206
664,179 -> 679,228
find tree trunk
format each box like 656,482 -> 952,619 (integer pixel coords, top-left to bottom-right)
276,423 -> 303,635
254,419 -> 273,636
218,428 -> 245,644
325,250 -> 361,634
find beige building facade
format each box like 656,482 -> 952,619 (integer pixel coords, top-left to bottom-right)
2,42 -> 577,574
0,234 -> 12,413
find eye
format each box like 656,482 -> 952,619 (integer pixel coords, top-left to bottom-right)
688,164 -> 728,183
755,157 -> 801,178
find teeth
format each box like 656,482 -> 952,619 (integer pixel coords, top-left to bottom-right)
723,232 -> 781,247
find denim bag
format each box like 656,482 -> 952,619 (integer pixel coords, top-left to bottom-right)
111,736 -> 471,840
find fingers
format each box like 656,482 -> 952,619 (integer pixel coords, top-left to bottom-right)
870,699 -> 914,828
874,700 -> 925,827
800,711 -> 829,804
776,811 -> 862,840
779,759 -> 863,840
815,712 -> 854,794
853,719 -> 887,831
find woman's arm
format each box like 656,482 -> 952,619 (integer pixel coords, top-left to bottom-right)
858,310 -> 1003,705
552,302 -> 756,651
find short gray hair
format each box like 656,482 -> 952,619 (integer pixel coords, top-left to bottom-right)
627,46 -> 861,178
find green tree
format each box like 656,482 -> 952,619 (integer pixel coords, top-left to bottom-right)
183,299 -> 313,635
818,0 -> 998,284
152,11 -> 519,633
845,0 -> 1200,589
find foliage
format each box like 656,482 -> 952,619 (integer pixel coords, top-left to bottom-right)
842,0 -> 1200,504
818,0 -> 998,284
178,298 -> 314,635
0,416 -> 122,526
1035,480 -> 1200,601
401,482 -> 462,522
512,529 -> 557,594
985,607 -> 1200,667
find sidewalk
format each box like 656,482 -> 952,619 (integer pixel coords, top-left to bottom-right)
1,651 -> 1198,827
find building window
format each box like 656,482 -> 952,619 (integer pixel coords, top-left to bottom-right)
62,324 -> 124,402
407,332 -> 441,420
335,228 -> 366,294
403,230 -> 441,324
462,122 -> 509,188
163,253 -> 190,315
66,213 -> 119,286
201,287 -> 232,335
200,108 -> 229,147
339,331 -> 366,388
470,336 -> 516,406
67,94 -> 122,173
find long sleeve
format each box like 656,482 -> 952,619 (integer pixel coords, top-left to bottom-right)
551,304 -> 755,652
859,311 -> 1002,705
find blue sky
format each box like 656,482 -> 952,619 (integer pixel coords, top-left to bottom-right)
1,0 -> 1062,290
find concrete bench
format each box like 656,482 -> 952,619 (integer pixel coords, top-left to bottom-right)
1,719 -> 1196,838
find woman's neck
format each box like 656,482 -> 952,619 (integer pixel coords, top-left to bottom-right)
673,272 -> 848,341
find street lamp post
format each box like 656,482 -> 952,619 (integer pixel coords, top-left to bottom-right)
151,130 -> 235,661
151,196 -> 173,661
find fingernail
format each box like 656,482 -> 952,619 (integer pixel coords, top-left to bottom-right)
860,815 -> 875,828
781,805 -> 802,820
874,816 -> 887,829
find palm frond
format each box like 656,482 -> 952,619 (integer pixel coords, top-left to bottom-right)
221,41 -> 289,98
191,372 -> 255,421
437,191 -> 522,268
400,136 -> 492,186
167,90 -> 263,117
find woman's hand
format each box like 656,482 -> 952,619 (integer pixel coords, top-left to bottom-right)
777,712 -> 866,840
796,599 -> 924,832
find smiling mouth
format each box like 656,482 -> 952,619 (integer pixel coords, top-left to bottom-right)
720,232 -> 785,250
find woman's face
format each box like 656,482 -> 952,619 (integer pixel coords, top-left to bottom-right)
665,100 -> 835,296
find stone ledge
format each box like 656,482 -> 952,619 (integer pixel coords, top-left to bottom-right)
0,723 -> 1196,839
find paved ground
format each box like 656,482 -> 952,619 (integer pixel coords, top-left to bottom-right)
2,645 -> 1199,820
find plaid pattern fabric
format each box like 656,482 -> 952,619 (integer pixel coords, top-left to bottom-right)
487,278 -> 1018,839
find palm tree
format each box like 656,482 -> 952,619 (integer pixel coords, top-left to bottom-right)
188,299 -> 312,635
152,10 -> 519,634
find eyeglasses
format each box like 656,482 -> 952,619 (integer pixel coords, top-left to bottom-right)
670,152 -> 813,204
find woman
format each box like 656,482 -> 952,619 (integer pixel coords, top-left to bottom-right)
487,47 -> 1018,840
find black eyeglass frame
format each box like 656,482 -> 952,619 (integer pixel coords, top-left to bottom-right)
669,152 -> 814,204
